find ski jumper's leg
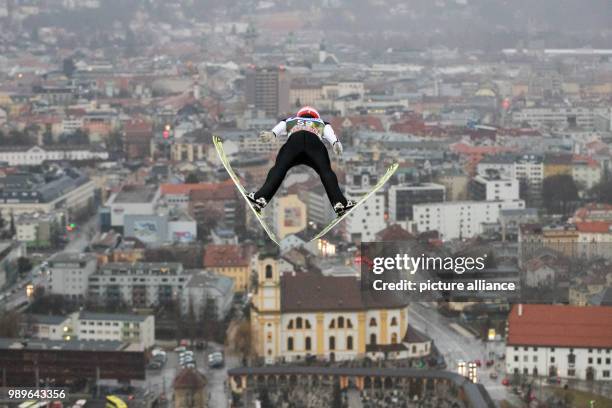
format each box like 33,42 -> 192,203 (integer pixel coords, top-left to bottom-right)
303,133 -> 347,206
255,133 -> 303,202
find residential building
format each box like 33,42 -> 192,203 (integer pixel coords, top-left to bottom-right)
0,145 -> 109,166
413,200 -> 526,240
88,262 -> 188,308
343,166 -> 387,243
123,119 -> 153,160
203,244 -> 253,292
273,194 -> 307,240
15,211 -> 64,248
388,183 -> 445,222
46,252 -> 98,299
506,304 -> 612,381
512,105 -> 609,129
245,66 -> 290,118
75,312 -> 155,348
469,174 -> 520,202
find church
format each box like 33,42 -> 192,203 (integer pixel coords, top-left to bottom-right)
250,255 -> 430,364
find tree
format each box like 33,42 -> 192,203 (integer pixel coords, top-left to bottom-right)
17,257 -> 33,275
542,174 -> 579,215
62,58 -> 76,78
185,173 -> 200,183
590,179 -> 612,204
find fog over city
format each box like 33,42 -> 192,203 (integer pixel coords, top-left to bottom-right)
0,1 -> 612,408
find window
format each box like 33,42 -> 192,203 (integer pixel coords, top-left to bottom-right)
287,337 -> 294,351
523,355 -> 528,362
329,336 -> 336,350
603,370 -> 610,378
567,369 -> 575,377
370,333 -> 377,345
296,317 -> 302,329
391,333 -> 398,344
265,265 -> 273,279
329,320 -> 335,329
347,336 -> 353,350
337,317 -> 344,328
287,320 -> 293,329
369,318 -> 377,327
588,357 -> 593,364
390,317 -> 398,326
514,356 -> 519,362
305,337 -> 312,351
346,319 -> 353,329
551,357 -> 555,363
533,356 -> 538,362
305,320 -> 311,329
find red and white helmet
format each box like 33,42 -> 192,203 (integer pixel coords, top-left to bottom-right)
296,106 -> 320,119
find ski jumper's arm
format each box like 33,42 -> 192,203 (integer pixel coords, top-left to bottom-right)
271,120 -> 287,137
322,123 -> 339,145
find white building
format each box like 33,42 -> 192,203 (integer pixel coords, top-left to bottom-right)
75,311 -> 155,348
343,166 -> 387,242
388,183 -> 445,223
413,200 -> 525,240
0,145 -> 109,166
506,304 -> 612,381
470,175 -> 520,201
88,262 -> 188,308
106,185 -> 160,229
512,106 -> 609,129
46,252 -> 98,299
27,311 -> 155,348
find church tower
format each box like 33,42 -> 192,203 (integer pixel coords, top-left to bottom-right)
251,255 -> 281,364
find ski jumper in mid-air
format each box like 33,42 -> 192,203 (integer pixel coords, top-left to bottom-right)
247,106 -> 356,216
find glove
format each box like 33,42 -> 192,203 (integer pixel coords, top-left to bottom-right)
333,141 -> 343,156
259,131 -> 275,143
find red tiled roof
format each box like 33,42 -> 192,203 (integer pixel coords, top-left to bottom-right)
189,181 -> 236,201
507,304 -> 612,348
575,221 -> 612,234
203,244 -> 251,267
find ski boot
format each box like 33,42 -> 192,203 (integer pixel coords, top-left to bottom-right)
247,192 -> 267,213
333,200 -> 356,217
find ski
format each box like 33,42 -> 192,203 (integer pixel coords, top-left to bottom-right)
212,135 -> 281,246
309,162 -> 399,242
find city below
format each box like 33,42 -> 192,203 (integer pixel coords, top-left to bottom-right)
0,1 -> 611,408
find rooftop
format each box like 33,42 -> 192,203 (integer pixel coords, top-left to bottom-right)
280,271 -> 408,313
113,185 -> 158,204
204,244 -> 252,268
507,304 -> 612,348
78,311 -> 149,323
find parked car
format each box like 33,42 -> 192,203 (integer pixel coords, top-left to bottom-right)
174,346 -> 187,352
489,372 -> 498,379
501,378 -> 510,386
208,352 -> 224,368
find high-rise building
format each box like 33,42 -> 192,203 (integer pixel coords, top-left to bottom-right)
245,66 -> 290,118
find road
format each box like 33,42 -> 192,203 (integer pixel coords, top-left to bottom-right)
0,214 -> 98,311
409,302 -> 516,404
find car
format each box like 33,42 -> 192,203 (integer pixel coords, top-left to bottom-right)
174,346 -> 187,352
501,378 -> 510,386
208,351 -> 224,368
185,362 -> 196,369
147,361 -> 162,370
474,359 -> 482,367
489,372 -> 498,379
